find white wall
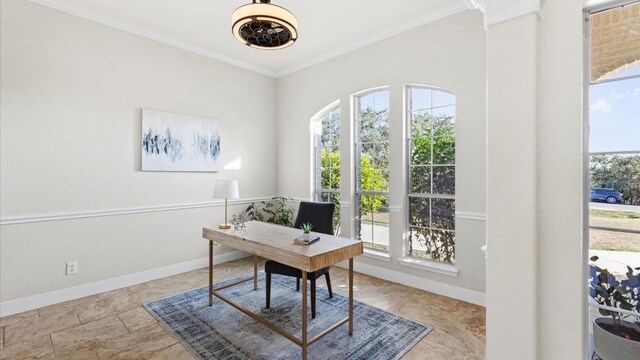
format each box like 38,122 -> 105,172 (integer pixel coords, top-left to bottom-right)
276,11 -> 487,297
0,0 -> 277,302
536,0 -> 586,358
486,13 -> 539,360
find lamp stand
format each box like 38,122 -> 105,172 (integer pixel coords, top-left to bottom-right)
219,198 -> 231,229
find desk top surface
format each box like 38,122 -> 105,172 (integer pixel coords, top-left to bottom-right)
203,221 -> 363,272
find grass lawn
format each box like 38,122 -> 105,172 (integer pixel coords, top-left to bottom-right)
590,209 -> 640,219
589,209 -> 640,252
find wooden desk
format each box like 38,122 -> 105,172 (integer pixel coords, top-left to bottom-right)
202,221 -> 363,360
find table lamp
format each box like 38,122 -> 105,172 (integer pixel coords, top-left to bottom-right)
213,180 -> 239,229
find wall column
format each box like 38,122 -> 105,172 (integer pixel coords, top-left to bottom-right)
485,8 -> 539,360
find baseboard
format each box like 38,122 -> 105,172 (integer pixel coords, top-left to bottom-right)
335,260 -> 486,307
1,250 -> 485,316
0,250 -> 250,317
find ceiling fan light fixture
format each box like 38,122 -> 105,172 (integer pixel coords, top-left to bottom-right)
231,0 -> 298,50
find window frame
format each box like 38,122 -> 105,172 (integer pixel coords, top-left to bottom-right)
405,84 -> 457,263
353,87 -> 391,252
312,101 -> 341,205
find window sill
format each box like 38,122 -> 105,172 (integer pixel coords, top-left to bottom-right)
398,257 -> 459,277
362,248 -> 391,262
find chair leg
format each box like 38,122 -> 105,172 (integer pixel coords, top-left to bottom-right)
296,277 -> 300,292
325,271 -> 333,298
266,272 -> 271,309
311,278 -> 316,319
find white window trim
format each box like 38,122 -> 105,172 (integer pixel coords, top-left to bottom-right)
398,256 -> 459,277
362,248 -> 392,262
353,87 -> 391,252
311,101 -> 340,202
405,84 -> 457,263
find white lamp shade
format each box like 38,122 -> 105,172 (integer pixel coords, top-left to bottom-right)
213,180 -> 239,199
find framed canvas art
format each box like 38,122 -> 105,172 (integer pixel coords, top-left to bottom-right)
141,109 -> 220,172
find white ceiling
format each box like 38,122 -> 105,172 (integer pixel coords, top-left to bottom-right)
29,0 -> 474,77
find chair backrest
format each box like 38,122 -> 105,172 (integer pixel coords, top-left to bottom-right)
293,201 -> 335,235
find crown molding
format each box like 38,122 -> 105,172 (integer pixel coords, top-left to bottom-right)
27,0 -> 277,77
483,0 -> 541,27
273,2 -> 470,77
463,0 -> 487,12
29,0 -> 476,79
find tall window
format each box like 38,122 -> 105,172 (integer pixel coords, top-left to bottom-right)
585,5 -> 640,356
355,89 -> 390,252
407,86 -> 456,263
313,103 -> 341,233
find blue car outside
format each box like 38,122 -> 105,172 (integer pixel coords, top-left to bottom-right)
590,188 -> 624,204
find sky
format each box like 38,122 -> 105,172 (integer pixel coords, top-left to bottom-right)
589,66 -> 640,153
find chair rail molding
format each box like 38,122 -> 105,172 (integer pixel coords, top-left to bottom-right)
456,211 -> 487,221
0,197 -> 271,226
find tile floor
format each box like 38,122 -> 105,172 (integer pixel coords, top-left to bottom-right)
0,257 -> 485,359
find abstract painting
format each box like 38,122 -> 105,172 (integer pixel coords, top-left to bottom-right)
141,109 -> 220,172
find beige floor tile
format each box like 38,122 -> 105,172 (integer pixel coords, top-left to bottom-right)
451,304 -> 486,336
54,347 -> 100,360
145,343 -> 195,360
3,258 -> 485,359
51,316 -> 128,355
37,295 -> 99,318
417,328 -> 483,360
0,334 -> 55,360
166,272 -> 208,290
95,323 -> 177,360
144,275 -> 192,292
134,285 -> 184,305
118,307 -> 158,332
99,283 -> 149,302
74,293 -> 140,324
3,310 -> 80,347
0,310 -> 39,327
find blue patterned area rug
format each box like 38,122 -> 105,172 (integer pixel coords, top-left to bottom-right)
145,272 -> 432,360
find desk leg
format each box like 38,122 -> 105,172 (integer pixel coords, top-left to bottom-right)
349,257 -> 353,335
302,270 -> 308,360
209,240 -> 214,306
253,256 -> 258,290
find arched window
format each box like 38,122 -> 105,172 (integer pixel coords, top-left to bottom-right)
406,86 -> 456,263
354,89 -> 390,252
312,102 -> 341,233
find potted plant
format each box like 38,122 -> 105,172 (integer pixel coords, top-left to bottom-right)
245,196 -> 295,227
589,256 -> 640,360
301,223 -> 313,241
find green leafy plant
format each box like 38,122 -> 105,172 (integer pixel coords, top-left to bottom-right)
244,196 -> 294,227
301,223 -> 313,234
589,256 -> 640,322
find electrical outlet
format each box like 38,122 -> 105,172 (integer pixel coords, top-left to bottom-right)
66,261 -> 78,275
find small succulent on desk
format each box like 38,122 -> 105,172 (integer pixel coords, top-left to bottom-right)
301,223 -> 313,234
